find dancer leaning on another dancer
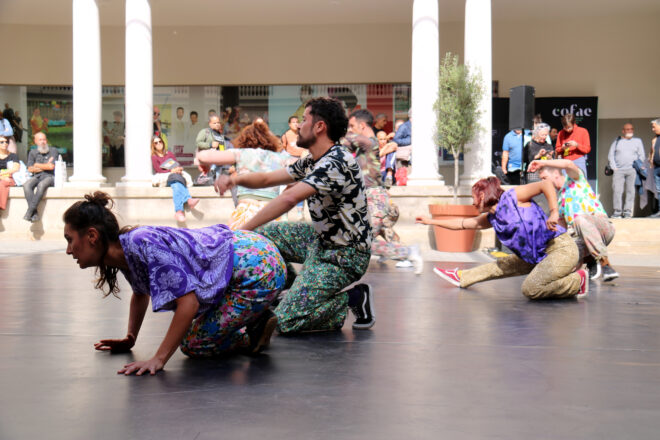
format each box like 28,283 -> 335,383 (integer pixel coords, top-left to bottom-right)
63,192 -> 286,376
197,120 -> 290,230
416,177 -> 589,299
215,97 -> 376,331
528,158 -> 618,281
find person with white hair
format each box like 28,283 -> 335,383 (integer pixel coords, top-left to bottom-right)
608,123 -> 645,218
23,132 -> 59,222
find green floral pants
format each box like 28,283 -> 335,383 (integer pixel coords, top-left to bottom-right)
256,222 -> 370,333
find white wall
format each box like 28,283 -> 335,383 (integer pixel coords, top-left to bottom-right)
1,12 -> 658,119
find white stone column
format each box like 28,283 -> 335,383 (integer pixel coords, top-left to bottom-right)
119,0 -> 153,187
408,0 -> 443,186
68,0 -> 106,187
460,0 -> 493,186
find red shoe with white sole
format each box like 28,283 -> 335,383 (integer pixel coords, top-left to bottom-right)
433,267 -> 462,287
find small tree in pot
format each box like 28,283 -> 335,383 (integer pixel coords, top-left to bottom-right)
433,53 -> 484,203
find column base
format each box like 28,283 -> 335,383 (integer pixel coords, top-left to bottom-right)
116,178 -> 153,188
459,174 -> 484,187
65,174 -> 108,188
406,175 -> 445,186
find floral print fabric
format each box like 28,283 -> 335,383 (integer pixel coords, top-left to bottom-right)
180,230 -> 286,357
119,224 -> 234,315
286,145 -> 372,252
558,170 -> 607,226
232,148 -> 291,200
342,133 -> 383,189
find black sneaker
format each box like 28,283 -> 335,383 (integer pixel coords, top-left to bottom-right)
347,284 -> 375,330
244,309 -> 278,355
601,265 -> 619,282
587,260 -> 601,280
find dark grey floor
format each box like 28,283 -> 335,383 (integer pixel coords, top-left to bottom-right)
2,253 -> 660,440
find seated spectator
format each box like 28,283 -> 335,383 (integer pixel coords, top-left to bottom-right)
0,135 -> 19,210
377,130 -> 397,187
23,132 -> 58,222
151,135 -> 199,222
197,121 -> 290,230
524,123 -> 553,183
391,111 -> 412,184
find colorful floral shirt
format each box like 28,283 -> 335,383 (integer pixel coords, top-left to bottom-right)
119,225 -> 234,315
342,133 -> 383,189
558,170 -> 606,226
287,145 -> 372,252
232,148 -> 291,200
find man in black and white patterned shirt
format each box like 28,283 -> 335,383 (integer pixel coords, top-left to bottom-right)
215,97 -> 376,335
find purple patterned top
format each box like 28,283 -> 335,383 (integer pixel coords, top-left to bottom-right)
119,224 -> 234,315
487,189 -> 565,264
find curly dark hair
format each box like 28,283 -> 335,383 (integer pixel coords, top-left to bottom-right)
232,120 -> 282,152
305,97 -> 348,143
63,192 -> 132,298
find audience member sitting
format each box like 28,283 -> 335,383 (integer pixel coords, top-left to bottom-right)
197,120 -> 289,230
151,135 -> 199,222
377,130 -> 397,187
0,135 -> 19,211
23,132 -> 58,222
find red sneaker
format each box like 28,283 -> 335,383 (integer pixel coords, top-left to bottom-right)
433,267 -> 462,287
576,269 -> 589,299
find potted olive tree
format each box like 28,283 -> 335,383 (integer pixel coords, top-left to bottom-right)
429,53 -> 484,252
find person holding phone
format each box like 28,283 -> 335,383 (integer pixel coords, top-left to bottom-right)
555,113 -> 591,179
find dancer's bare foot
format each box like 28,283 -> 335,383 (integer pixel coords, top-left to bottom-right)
187,198 -> 200,210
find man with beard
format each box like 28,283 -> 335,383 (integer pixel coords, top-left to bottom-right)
215,97 -> 375,332
23,132 -> 59,222
343,109 -> 423,274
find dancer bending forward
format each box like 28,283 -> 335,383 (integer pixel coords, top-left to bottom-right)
64,192 -> 286,376
416,177 -> 589,299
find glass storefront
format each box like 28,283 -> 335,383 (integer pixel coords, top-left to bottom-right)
0,83 -> 414,167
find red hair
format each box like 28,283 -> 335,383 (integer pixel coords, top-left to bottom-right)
232,121 -> 281,152
471,176 -> 504,209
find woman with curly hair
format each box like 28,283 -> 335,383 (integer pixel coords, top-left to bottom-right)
197,120 -> 291,229
63,192 -> 286,376
416,177 -> 589,300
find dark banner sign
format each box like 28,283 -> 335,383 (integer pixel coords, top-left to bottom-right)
492,96 -> 599,179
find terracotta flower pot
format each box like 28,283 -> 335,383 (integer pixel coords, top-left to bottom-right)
429,204 -> 480,252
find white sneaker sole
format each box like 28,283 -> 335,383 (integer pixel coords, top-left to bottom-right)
352,284 -> 375,330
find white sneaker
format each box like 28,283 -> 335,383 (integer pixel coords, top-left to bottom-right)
395,260 -> 413,268
408,245 -> 424,275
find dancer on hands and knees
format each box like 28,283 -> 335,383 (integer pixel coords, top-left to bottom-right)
64,192 -> 286,376
416,177 -> 589,299
215,97 -> 376,331
528,158 -> 618,281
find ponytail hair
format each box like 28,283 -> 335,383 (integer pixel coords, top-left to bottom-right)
63,192 -> 130,297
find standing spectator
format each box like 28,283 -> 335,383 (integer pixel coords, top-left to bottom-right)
549,127 -> 559,149
0,112 -> 15,154
555,113 -> 591,179
3,105 -> 21,151
0,135 -> 19,211
108,110 -> 125,167
377,130 -> 396,187
373,113 -> 391,134
649,118 -> 660,218
524,123 -> 553,183
153,106 -> 163,135
608,123 -> 646,218
23,132 -> 58,222
151,135 -> 199,222
29,108 -> 48,136
501,128 -> 523,185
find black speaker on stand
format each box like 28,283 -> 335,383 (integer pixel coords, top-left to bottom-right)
509,85 -> 535,131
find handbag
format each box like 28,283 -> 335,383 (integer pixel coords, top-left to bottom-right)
604,164 -> 613,176
166,172 -> 186,186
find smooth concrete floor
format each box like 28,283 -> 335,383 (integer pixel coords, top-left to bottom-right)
1,253 -> 660,440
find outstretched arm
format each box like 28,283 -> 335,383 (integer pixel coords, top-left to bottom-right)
196,149 -> 236,167
94,292 -> 150,353
416,213 -> 491,230
214,168 -> 294,194
527,158 -> 581,181
242,182 -> 316,231
118,292 -> 199,376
